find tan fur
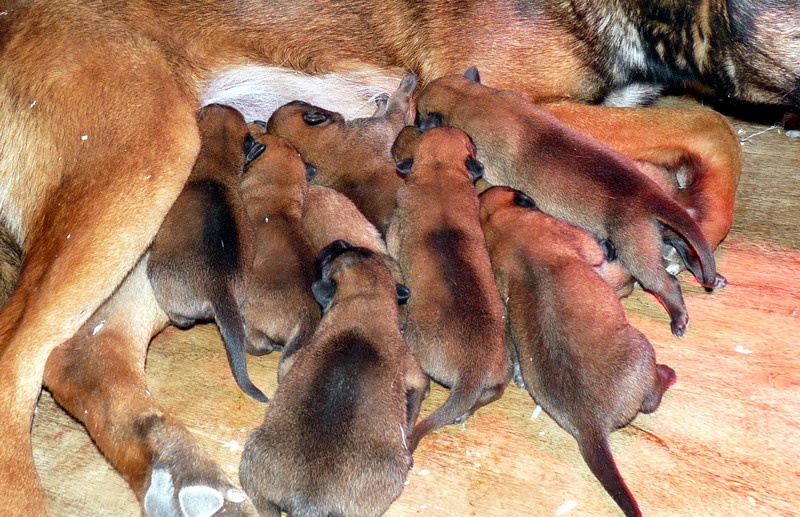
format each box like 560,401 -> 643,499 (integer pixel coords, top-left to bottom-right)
238,131 -> 320,358
239,241 -> 428,517
0,0 -> 789,512
479,186 -> 677,517
416,71 -> 719,337
267,74 -> 417,234
386,127 -> 510,451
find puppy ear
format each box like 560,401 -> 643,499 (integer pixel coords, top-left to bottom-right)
251,120 -> 268,131
305,163 -> 318,181
243,134 -> 266,169
513,191 -> 537,210
311,279 -> 337,312
465,156 -> 484,182
464,66 -> 481,83
417,112 -> 443,132
396,158 -> 414,176
396,284 -> 411,305
597,238 -> 618,262
303,109 -> 329,126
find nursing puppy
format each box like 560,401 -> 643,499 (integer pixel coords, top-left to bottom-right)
147,103 -> 268,402
238,127 -> 320,358
386,127 -> 510,451
416,69 -> 719,337
266,74 -> 418,234
480,186 -> 677,517
239,240 -> 428,517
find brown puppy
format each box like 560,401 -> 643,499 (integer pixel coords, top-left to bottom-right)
239,240 -> 428,517
480,186 -> 677,517
238,128 -> 320,358
416,69 -> 719,337
386,126 -> 510,451
147,103 -> 268,402
266,74 -> 418,234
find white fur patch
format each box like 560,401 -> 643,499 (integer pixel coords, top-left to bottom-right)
178,486 -> 224,517
143,467 -> 176,517
201,65 -> 404,122
602,83 -> 664,107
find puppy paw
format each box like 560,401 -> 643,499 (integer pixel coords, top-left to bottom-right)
670,314 -> 689,338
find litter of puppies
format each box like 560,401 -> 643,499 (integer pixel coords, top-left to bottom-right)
144,69 -> 738,516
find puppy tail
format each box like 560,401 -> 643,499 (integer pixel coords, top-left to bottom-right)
214,295 -> 269,403
651,194 -> 718,290
578,429 -> 642,517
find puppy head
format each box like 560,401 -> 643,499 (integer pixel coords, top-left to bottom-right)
267,100 -> 345,142
241,133 -> 312,210
414,67 -> 487,127
313,240 -> 408,312
399,126 -> 483,183
195,104 -> 254,176
479,185 -> 537,226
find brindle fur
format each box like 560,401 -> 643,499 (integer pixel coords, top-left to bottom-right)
146,104 -> 268,402
267,74 -> 418,234
239,240 -> 428,517
386,127 -> 510,451
416,70 -> 719,337
480,185 -> 677,517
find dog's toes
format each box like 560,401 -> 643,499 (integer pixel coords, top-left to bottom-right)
144,466 -> 258,517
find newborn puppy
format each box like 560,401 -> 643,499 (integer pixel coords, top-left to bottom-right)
480,186 -> 676,517
239,240 -> 428,517
386,127 -> 510,452
266,73 -> 417,234
416,68 -> 720,337
147,103 -> 268,402
238,127 -> 320,358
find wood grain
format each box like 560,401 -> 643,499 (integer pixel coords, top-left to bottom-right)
32,97 -> 800,516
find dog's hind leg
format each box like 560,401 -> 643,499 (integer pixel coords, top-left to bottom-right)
43,258 -> 258,516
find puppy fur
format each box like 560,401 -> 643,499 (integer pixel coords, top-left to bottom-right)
386,126 -> 510,452
416,69 -> 719,337
479,186 -> 677,517
238,127 -> 320,359
266,74 -> 418,234
146,103 -> 268,402
239,240 -> 428,517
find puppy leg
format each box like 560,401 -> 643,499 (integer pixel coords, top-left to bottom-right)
43,258 -> 258,516
614,220 -> 689,337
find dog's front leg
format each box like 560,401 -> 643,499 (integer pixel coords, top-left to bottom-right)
43,258 -> 258,517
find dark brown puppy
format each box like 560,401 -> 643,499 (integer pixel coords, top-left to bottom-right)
266,74 -> 417,234
239,240 -> 428,517
238,128 -> 320,359
416,69 -> 719,337
147,103 -> 268,402
386,126 -> 510,452
480,186 -> 677,517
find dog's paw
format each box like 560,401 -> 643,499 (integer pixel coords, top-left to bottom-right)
144,466 -> 258,517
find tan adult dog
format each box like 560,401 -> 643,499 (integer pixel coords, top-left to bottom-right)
416,68 -> 720,337
239,240 -> 428,517
386,127 -> 510,452
1,0 -> 796,514
147,104 -> 268,402
266,74 -> 417,234
480,186 -> 677,517
237,128 -> 320,359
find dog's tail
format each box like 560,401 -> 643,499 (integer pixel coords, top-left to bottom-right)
213,293 -> 269,403
578,428 -> 641,517
409,380 -> 503,452
650,192 -> 718,289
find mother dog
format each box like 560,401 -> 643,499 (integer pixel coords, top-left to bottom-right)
1,0 -> 797,514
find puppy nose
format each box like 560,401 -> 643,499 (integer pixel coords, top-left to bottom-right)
302,109 -> 328,125
305,163 -> 318,181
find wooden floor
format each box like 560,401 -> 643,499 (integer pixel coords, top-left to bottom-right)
32,97 -> 800,517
